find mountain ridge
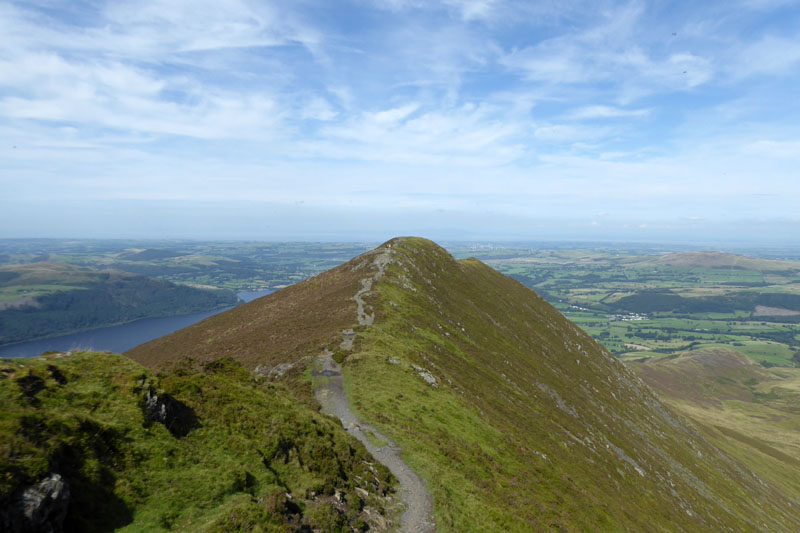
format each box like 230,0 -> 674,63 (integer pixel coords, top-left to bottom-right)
129,237 -> 800,530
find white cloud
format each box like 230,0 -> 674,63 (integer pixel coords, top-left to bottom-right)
730,36 -> 800,79
300,97 -> 339,121
101,0 -> 319,58
315,101 -> 524,165
502,42 -> 713,93
0,53 -> 166,97
443,0 -> 499,21
370,104 -> 421,124
0,51 -> 283,139
744,139 -> 800,159
498,2 -> 715,98
565,105 -> 650,120
371,0 -> 500,21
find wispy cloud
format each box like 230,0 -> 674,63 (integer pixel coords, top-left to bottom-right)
371,0 -> 500,21
729,36 -> 800,79
744,139 -> 800,159
564,105 -> 650,120
0,53 -> 284,139
314,100 -> 524,165
499,5 -> 714,96
2,0 -> 799,240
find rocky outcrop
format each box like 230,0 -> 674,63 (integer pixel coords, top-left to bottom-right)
0,473 -> 70,533
254,356 -> 310,380
142,382 -> 198,438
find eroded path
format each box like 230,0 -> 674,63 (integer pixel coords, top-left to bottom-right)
314,352 -> 435,532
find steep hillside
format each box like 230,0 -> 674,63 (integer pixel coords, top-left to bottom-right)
130,237 -> 800,531
629,349 -> 800,508
127,256 -> 365,370
0,351 -> 397,532
0,263 -> 238,346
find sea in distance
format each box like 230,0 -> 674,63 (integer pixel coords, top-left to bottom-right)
0,290 -> 275,358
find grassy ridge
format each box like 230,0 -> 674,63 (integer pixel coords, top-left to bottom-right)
0,351 -> 395,532
341,238 -> 800,531
121,237 -> 800,530
7,240 -> 798,366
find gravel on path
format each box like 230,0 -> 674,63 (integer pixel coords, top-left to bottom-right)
314,353 -> 436,532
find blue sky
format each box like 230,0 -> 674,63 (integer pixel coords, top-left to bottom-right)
1,0 -> 799,243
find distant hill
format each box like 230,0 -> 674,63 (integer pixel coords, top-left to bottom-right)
629,349 -> 800,509
0,262 -> 238,346
117,248 -> 186,261
635,251 -> 800,271
130,237 -> 800,531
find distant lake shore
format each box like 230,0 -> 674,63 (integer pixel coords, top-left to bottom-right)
0,289 -> 275,358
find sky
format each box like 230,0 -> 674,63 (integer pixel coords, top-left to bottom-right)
1,0 -> 799,243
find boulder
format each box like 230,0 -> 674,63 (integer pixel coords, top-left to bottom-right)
1,473 -> 69,533
142,383 -> 198,437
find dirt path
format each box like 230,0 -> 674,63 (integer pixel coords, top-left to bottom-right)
314,353 -> 435,532
353,248 -> 392,327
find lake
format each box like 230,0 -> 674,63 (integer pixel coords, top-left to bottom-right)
0,289 -> 276,358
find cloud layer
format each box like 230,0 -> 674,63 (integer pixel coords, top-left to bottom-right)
2,0 -> 799,241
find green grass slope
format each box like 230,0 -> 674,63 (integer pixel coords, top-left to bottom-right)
339,238 -> 799,531
629,348 -> 800,508
0,351 -> 396,532
128,237 -> 800,531
0,263 -> 239,346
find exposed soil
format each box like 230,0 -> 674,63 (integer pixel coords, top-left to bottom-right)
753,305 -> 800,317
314,355 -> 435,532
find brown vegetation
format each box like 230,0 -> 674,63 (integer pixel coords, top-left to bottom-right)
127,254 -> 366,370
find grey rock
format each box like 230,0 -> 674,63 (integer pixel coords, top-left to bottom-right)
254,357 -> 308,380
1,473 -> 69,533
142,383 -> 197,437
411,365 -> 438,388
